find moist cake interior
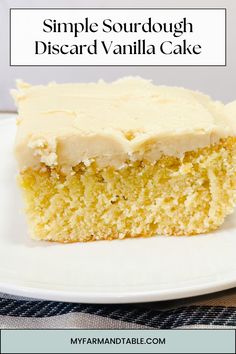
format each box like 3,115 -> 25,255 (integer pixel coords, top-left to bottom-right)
19,138 -> 236,242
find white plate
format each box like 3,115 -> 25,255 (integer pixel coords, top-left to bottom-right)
0,117 -> 236,304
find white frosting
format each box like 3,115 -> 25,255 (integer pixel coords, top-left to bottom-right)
13,77 -> 236,170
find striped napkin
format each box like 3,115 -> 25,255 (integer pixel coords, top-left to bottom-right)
0,289 -> 235,329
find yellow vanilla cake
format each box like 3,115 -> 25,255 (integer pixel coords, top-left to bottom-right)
12,78 -> 236,242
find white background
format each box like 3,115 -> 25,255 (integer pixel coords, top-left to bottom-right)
10,8 -> 225,66
0,0 -> 236,110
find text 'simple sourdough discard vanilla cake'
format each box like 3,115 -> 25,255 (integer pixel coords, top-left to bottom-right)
12,78 -> 236,242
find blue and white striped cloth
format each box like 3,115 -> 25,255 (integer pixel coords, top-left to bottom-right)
0,289 -> 236,329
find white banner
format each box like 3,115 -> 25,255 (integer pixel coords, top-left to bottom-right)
10,8 -> 226,66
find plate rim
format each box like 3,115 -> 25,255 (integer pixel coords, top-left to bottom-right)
0,276 -> 236,304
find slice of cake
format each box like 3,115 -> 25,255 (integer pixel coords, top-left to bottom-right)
12,78 -> 236,242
